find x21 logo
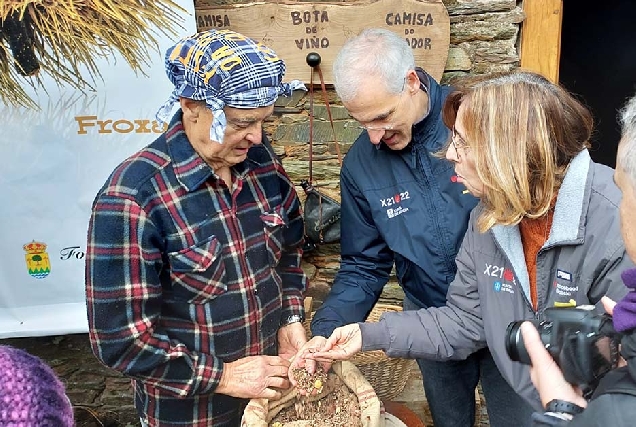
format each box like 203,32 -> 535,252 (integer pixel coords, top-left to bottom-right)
380,191 -> 410,207
483,264 -> 515,282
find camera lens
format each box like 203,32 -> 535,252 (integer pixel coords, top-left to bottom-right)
505,321 -> 531,365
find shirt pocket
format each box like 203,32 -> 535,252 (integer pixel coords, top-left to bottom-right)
168,235 -> 227,304
260,207 -> 288,267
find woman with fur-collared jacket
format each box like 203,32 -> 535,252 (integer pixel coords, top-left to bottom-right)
303,71 -> 633,423
522,93 -> 636,427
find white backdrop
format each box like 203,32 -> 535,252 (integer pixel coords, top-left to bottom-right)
0,2 -> 196,338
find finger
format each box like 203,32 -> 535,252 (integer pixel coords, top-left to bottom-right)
304,357 -> 317,375
296,388 -> 309,396
267,377 -> 290,390
319,360 -> 333,374
289,354 -> 304,370
310,352 -> 347,361
306,355 -> 334,363
277,364 -> 289,378
322,335 -> 340,351
267,356 -> 291,367
601,296 -> 616,316
520,322 -> 554,367
289,374 -> 298,386
261,387 -> 282,401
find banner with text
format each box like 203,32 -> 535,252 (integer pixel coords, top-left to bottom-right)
0,1 -> 196,338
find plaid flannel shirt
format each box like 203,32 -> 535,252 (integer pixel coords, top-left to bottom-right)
85,112 -> 307,426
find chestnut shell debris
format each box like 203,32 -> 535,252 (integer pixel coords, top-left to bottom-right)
269,366 -> 363,427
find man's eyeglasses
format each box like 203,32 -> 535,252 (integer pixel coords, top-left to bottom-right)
451,126 -> 470,156
357,115 -> 399,131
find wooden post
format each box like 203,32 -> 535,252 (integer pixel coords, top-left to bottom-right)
520,0 -> 563,83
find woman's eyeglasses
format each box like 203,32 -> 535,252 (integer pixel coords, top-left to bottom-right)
451,126 -> 470,156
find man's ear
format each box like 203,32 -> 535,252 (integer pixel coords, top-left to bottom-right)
405,69 -> 420,94
179,98 -> 204,121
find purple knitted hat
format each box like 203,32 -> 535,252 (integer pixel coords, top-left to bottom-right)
0,345 -> 74,426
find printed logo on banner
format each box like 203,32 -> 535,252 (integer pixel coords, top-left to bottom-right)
60,246 -> 86,260
75,116 -> 168,135
23,241 -> 51,279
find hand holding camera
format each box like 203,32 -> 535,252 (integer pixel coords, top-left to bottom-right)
510,297 -> 618,411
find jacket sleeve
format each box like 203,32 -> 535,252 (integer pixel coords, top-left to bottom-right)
532,393 -> 634,427
531,412 -> 571,426
275,160 -> 308,322
587,241 -> 632,306
360,218 -> 487,360
86,194 -> 222,398
310,162 -> 394,338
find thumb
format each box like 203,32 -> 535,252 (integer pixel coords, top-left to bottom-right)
323,334 -> 338,351
520,322 -> 554,367
601,296 -> 617,316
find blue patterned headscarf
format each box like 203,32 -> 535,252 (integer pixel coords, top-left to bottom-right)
157,29 -> 305,143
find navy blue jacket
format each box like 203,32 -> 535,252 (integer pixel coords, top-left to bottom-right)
311,70 -> 478,337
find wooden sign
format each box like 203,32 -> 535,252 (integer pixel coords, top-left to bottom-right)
195,0 -> 450,83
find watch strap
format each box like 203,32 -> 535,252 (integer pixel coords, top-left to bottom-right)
545,399 -> 584,416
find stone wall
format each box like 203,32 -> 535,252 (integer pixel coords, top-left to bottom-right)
3,1 -> 524,425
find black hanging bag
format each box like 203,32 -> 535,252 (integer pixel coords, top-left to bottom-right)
301,53 -> 343,249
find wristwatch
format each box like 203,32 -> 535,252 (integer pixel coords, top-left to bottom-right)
280,314 -> 305,327
545,399 -> 584,416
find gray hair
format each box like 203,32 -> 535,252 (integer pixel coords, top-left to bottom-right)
332,28 -> 415,102
618,95 -> 636,187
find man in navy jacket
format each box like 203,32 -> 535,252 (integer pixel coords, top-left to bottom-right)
292,29 -> 531,426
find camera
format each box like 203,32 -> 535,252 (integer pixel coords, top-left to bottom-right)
506,306 -> 620,389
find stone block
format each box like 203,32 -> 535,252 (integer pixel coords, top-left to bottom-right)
312,104 -> 351,121
273,120 -> 362,144
67,372 -> 108,389
379,282 -> 406,306
305,280 -> 332,304
67,388 -> 100,405
301,260 -> 317,280
99,377 -> 134,407
471,62 -> 517,74
451,21 -> 518,44
274,88 -> 307,107
445,47 -> 472,71
283,160 -> 342,183
470,39 -> 519,64
450,5 -> 525,24
444,0 -> 515,16
441,71 -> 469,85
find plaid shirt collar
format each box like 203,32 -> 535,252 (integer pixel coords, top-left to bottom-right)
165,111 -> 261,192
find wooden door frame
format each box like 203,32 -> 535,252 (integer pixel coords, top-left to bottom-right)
520,0 -> 563,83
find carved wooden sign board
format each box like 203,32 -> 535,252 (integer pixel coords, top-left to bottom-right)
195,0 -> 450,83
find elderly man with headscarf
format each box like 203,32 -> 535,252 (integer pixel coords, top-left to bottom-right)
85,29 -> 307,427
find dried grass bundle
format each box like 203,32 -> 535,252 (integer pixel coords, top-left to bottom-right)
0,0 -> 187,108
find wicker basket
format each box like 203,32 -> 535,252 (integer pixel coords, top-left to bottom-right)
304,301 -> 415,402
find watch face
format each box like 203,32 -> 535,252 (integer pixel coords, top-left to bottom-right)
281,314 -> 304,326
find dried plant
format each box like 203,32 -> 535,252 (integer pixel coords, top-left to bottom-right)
0,0 -> 186,108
